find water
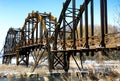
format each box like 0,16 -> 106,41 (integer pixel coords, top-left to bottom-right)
0,73 -> 81,81
0,76 -> 54,81
0,71 -> 119,81
0,78 -> 7,81
0,77 -> 40,81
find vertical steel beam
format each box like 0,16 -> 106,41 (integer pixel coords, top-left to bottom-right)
64,52 -> 70,72
36,20 -> 38,44
80,5 -> 83,38
91,0 -> 94,36
104,0 -> 108,34
48,43 -> 53,72
25,22 -> 27,46
28,21 -> 30,45
49,13 -> 51,37
85,0 -> 89,48
32,17 -> 34,44
34,12 -> 38,44
10,34 -> 12,51
80,18 -> 83,38
63,3 -> 68,72
91,0 -> 94,56
72,0 -> 76,50
16,51 -> 19,65
21,30 -> 24,46
2,56 -> 5,64
25,53 -> 29,67
100,0 -> 105,47
63,3 -> 66,50
54,29 -> 57,50
40,21 -> 43,42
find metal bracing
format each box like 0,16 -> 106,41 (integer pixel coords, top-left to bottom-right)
3,0 -> 120,73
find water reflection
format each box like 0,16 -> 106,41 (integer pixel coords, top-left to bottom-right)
0,76 -> 54,81
14,77 -> 39,81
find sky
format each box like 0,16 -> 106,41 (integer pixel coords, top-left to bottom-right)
0,0 -> 120,52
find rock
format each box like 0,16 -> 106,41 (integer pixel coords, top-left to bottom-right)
7,74 -> 12,81
106,76 -> 113,81
43,77 -> 49,81
0,73 -> 5,78
26,72 -> 38,78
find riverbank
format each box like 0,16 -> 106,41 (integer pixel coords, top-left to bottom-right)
0,64 -> 49,77
0,60 -> 120,81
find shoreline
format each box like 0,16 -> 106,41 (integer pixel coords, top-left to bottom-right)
0,60 -> 120,81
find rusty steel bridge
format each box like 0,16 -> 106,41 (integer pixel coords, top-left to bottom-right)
2,0 -> 120,72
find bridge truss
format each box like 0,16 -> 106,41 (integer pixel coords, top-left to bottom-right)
2,0 -> 120,72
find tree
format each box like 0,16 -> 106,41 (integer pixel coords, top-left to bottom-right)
113,1 -> 120,27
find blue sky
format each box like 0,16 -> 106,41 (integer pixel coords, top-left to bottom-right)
0,0 -> 120,51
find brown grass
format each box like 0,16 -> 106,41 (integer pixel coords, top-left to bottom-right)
0,64 -> 48,75
0,60 -> 120,81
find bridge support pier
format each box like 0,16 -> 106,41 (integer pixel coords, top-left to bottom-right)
50,51 -> 70,72
16,50 -> 29,66
2,55 -> 14,64
48,52 -> 54,72
16,52 -> 19,65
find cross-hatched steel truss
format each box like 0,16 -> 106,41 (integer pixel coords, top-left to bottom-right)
2,0 -> 120,72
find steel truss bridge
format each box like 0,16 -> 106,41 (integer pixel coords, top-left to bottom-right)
2,0 -> 120,72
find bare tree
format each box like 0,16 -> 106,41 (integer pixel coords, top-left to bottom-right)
113,0 -> 120,27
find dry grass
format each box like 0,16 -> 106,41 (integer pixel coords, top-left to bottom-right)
0,64 -> 30,74
0,60 -> 120,81
0,64 -> 49,76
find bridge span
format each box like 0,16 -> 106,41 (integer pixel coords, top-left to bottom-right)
2,0 -> 120,72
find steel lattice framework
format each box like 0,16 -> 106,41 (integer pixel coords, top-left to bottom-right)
2,0 -> 120,72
